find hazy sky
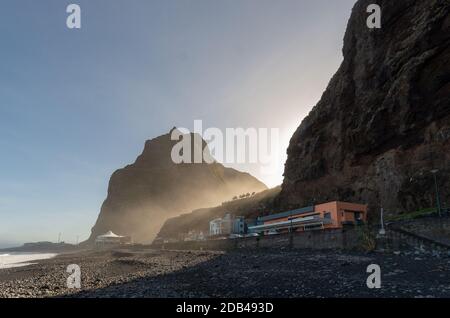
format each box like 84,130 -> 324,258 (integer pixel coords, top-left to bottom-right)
0,0 -> 356,246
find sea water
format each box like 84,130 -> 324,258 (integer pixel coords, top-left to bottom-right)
0,252 -> 57,269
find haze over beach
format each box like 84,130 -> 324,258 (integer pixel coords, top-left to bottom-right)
0,0 -> 356,246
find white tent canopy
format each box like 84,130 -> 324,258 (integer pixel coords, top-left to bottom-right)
97,230 -> 123,239
94,230 -> 132,247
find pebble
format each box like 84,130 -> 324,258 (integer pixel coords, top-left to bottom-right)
1,248 -> 449,298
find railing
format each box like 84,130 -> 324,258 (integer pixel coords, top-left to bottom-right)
248,216 -> 332,233
388,225 -> 450,250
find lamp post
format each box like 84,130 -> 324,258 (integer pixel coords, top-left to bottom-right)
289,210 -> 293,233
431,169 -> 442,217
379,207 -> 386,236
289,209 -> 294,248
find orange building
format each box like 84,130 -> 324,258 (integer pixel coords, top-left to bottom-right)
248,201 -> 367,234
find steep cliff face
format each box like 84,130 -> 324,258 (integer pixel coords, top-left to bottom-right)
280,0 -> 450,216
88,130 -> 267,243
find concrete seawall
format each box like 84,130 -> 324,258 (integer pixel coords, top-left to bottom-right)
394,215 -> 450,246
154,228 -> 362,251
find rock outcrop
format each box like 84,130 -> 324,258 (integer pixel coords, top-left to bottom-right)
280,0 -> 450,216
88,130 -> 267,243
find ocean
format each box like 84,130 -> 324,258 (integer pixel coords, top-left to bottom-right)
0,252 -> 57,269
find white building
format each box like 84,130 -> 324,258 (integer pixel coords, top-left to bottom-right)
209,214 -> 244,236
210,218 -> 223,236
184,230 -> 206,241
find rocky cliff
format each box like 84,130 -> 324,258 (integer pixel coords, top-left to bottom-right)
88,130 -> 267,243
280,0 -> 450,216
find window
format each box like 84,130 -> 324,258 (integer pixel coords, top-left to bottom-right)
324,212 -> 331,219
355,212 -> 362,221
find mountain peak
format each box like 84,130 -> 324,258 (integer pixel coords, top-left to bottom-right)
88,131 -> 267,243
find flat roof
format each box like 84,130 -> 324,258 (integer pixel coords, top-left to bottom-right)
258,205 -> 315,222
249,216 -> 332,232
257,201 -> 368,223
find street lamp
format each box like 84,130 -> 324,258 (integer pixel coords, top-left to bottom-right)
379,207 -> 386,236
431,169 -> 442,217
288,209 -> 294,248
289,209 -> 293,233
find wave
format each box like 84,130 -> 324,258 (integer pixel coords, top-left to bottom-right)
0,253 -> 57,269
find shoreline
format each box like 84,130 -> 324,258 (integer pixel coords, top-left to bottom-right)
0,252 -> 59,270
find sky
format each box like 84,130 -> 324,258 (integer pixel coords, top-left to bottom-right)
0,0 -> 356,247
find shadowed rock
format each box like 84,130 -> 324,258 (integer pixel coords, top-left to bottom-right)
279,0 -> 450,216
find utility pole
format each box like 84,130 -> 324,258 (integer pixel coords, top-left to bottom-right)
431,169 -> 442,217
57,232 -> 61,244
